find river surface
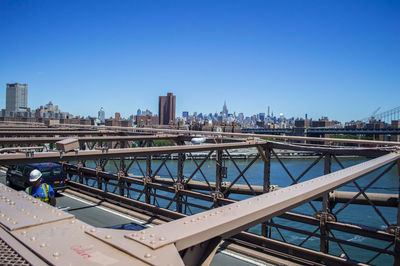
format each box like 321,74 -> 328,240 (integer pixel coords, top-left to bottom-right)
81,156 -> 398,265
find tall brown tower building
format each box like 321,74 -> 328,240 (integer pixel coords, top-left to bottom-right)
158,92 -> 176,125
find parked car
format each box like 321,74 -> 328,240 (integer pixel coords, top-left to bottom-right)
6,163 -> 66,192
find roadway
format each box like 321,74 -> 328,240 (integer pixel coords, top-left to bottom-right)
0,170 -> 271,266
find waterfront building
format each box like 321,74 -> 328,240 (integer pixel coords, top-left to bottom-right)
35,101 -> 71,119
259,113 -> 265,122
115,112 -> 121,120
5,83 -> 28,116
182,111 -> 189,121
158,92 -> 176,125
98,107 -> 105,124
135,115 -> 159,127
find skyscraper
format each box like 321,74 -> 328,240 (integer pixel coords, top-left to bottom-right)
222,101 -> 228,116
98,107 -> 105,124
6,83 -> 28,112
158,92 -> 176,125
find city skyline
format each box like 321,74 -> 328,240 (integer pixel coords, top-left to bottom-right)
0,1 -> 399,122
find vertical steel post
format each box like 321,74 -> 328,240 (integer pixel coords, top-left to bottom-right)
214,149 -> 223,207
394,159 -> 400,266
145,155 -> 152,204
118,157 -> 125,196
320,153 -> 331,253
262,146 -> 271,237
176,152 -> 185,213
95,160 -> 103,190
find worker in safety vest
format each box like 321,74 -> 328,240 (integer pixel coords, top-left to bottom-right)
25,169 -> 56,206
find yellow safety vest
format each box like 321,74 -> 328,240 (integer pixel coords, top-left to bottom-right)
25,184 -> 50,204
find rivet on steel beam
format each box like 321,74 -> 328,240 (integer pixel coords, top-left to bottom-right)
33,215 -> 38,219
30,236 -> 36,241
40,243 -> 47,248
184,221 -> 188,224
140,236 -> 146,240
70,219 -> 76,224
52,209 -> 56,213
90,228 -> 96,233
144,253 -> 152,258
57,212 -> 62,216
0,213 -> 5,217
53,252 -> 60,258
26,212 -> 31,216
141,231 -> 146,234
20,208 -> 25,212
191,219 -> 195,222
150,241 -> 156,244
159,237 -> 165,241
105,235 -> 112,239
12,221 -> 17,225
132,233 -> 138,237
39,203 -> 43,207
6,217 -> 10,221
21,231 -> 27,235
150,234 -> 155,238
80,225 -> 86,230
33,200 -> 38,204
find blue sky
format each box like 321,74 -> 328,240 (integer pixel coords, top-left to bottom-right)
0,0 -> 399,122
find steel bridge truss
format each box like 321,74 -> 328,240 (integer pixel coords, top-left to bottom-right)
0,130 -> 399,265
43,142 -> 399,265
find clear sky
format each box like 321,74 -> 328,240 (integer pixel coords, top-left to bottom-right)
0,0 -> 399,122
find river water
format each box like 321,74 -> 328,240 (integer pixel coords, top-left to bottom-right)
83,156 -> 398,265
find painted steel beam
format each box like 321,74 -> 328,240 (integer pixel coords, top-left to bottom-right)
0,141 -> 264,164
0,130 -> 112,136
0,134 -> 181,145
0,184 -> 182,265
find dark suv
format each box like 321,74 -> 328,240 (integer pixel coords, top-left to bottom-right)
6,163 -> 66,192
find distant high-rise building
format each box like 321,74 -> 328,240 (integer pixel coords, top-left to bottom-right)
98,107 -> 105,124
137,109 -> 142,116
259,113 -> 265,122
115,112 -> 121,120
222,101 -> 228,116
182,111 -> 189,121
6,83 -> 28,112
158,92 -> 176,125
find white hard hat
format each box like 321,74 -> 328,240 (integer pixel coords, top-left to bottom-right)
29,169 -> 42,182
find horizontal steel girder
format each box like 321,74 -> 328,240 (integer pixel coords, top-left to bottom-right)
0,130 -> 113,136
0,141 -> 264,164
0,134 -> 181,145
